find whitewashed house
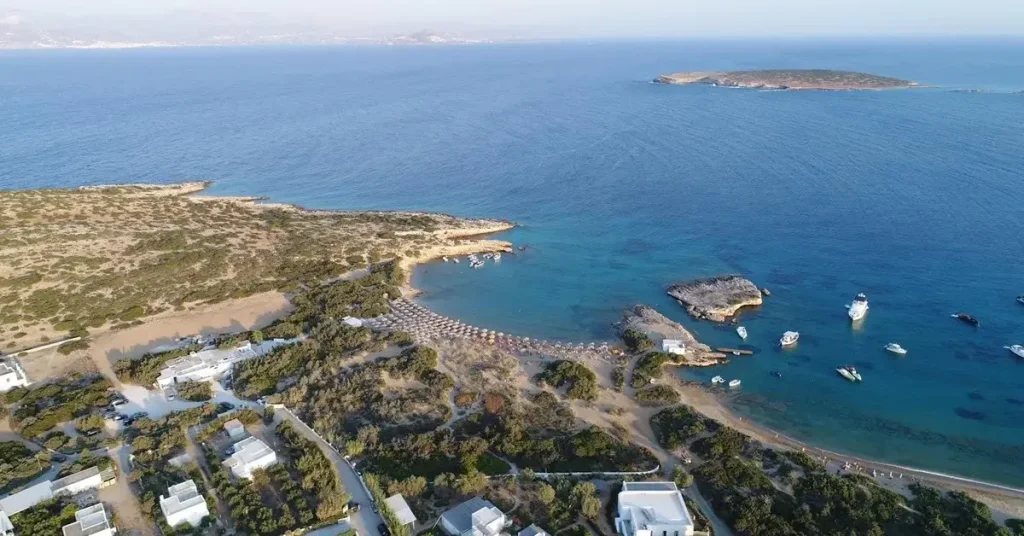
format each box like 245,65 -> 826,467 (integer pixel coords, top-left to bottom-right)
661,340 -> 686,356
62,503 -> 116,536
439,497 -> 507,536
223,437 -> 277,479
0,466 -> 115,527
0,359 -> 30,392
160,480 -> 210,529
384,494 -> 417,528
615,482 -> 694,536
155,338 -> 297,389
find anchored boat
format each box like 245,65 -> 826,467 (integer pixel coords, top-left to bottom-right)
1005,345 -> 1024,359
837,366 -> 862,382
728,379 -> 741,388
737,326 -> 748,340
885,342 -> 908,355
847,293 -> 869,321
780,331 -> 799,347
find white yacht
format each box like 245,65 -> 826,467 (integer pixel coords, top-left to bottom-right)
493,252 -> 501,261
470,259 -> 484,269
836,366 -> 862,382
728,379 -> 742,388
847,293 -> 869,321
711,376 -> 725,385
442,256 -> 450,263
1005,345 -> 1024,359
885,342 -> 908,355
737,326 -> 748,340
780,331 -> 800,346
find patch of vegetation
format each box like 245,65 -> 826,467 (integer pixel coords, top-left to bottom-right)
8,374 -> 112,438
8,497 -> 79,536
0,441 -> 49,493
630,352 -> 682,388
620,328 -> 653,353
634,384 -> 680,406
113,342 -> 203,385
539,360 -> 598,401
176,380 -> 212,401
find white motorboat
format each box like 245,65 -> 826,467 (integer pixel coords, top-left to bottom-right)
836,366 -> 862,382
453,258 -> 459,264
847,293 -> 869,321
780,331 -> 799,346
493,252 -> 501,261
711,376 -> 725,384
885,342 -> 907,355
1017,295 -> 1024,306
1005,345 -> 1024,359
470,259 -> 484,269
442,256 -> 449,263
728,379 -> 741,388
737,326 -> 748,340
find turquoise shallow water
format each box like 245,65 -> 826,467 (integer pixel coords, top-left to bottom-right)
2,39 -> 1024,485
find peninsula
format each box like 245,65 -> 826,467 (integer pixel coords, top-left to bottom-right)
667,275 -> 763,322
654,69 -> 916,90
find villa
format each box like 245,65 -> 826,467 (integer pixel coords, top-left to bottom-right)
159,480 -> 210,529
0,359 -> 30,392
615,482 -> 694,536
439,497 -> 508,536
661,340 -> 687,356
61,503 -> 116,536
223,437 -> 278,479
155,338 -> 297,389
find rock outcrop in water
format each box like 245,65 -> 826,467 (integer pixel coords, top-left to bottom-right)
615,304 -> 726,366
654,69 -> 916,91
667,275 -> 763,322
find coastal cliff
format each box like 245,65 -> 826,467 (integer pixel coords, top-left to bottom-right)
654,69 -> 916,90
615,304 -> 726,366
667,275 -> 762,322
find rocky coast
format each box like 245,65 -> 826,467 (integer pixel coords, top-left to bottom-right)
655,69 -> 917,90
667,275 -> 763,322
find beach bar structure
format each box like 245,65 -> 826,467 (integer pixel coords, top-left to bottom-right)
155,338 -> 297,389
159,480 -> 210,529
615,482 -> 694,536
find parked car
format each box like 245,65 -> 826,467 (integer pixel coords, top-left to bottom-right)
51,453 -> 67,462
377,523 -> 390,536
346,501 -> 360,514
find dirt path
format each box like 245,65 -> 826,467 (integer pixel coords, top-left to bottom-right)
183,426 -> 234,529
100,444 -> 156,536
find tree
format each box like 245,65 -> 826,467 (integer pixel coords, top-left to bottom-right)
539,483 -> 556,505
621,329 -> 653,353
673,466 -> 694,488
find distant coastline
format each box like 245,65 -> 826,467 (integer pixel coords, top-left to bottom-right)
655,69 -> 917,90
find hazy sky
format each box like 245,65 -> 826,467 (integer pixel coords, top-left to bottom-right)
5,0 -> 1024,37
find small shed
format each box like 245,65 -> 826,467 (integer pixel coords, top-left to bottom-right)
384,494 -> 417,527
661,339 -> 686,356
224,419 -> 246,439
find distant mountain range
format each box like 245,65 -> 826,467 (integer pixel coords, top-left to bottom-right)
0,12 -> 496,49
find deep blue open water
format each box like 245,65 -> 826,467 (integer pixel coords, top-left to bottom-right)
2,39 -> 1024,485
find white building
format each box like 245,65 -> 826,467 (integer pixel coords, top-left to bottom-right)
159,480 -> 210,529
0,359 -> 30,392
223,419 -> 246,439
518,525 -> 549,536
342,317 -> 364,328
439,497 -> 507,536
661,340 -> 686,356
62,503 -> 116,536
0,511 -> 13,536
155,338 -> 297,389
384,494 -> 417,528
223,437 -> 277,479
615,482 -> 694,536
0,466 -> 115,527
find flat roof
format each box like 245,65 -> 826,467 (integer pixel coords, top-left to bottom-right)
225,437 -> 275,467
161,480 -> 207,516
62,504 -> 113,536
51,466 -> 101,492
0,481 -> 54,517
619,481 -> 692,527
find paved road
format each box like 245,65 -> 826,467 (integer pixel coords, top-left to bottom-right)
274,407 -> 384,536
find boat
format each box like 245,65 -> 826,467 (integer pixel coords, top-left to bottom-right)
442,256 -> 449,263
493,252 -> 501,261
470,260 -> 484,268
453,258 -> 459,264
780,331 -> 799,346
951,313 -> 980,326
885,342 -> 908,355
836,366 -> 862,382
847,293 -> 869,321
728,379 -> 741,388
711,376 -> 725,384
737,326 -> 748,340
1017,296 -> 1024,305
1005,345 -> 1024,359
771,371 -> 783,378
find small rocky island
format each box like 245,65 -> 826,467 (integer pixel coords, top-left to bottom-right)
654,69 -> 916,90
616,304 -> 726,365
667,275 -> 763,322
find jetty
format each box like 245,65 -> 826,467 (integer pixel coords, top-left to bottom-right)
716,348 -> 754,355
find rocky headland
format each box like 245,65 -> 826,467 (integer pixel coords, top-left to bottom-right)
654,69 -> 916,90
667,275 -> 763,322
615,304 -> 726,366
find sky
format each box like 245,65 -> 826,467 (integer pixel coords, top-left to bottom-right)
3,0 -> 1024,38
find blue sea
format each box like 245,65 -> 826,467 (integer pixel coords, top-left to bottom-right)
3,39 -> 1024,486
